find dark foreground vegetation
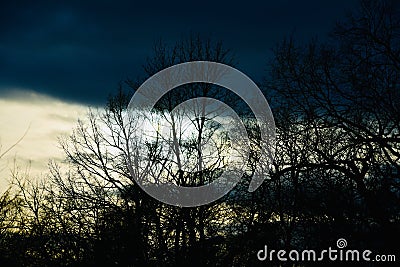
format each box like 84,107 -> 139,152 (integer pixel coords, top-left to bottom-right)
0,1 -> 399,266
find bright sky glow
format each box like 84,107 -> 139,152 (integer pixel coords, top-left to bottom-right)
0,89 -> 88,192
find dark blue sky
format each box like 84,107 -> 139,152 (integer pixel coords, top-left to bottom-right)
0,0 -> 359,105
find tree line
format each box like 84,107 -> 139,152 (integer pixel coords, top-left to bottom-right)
0,1 -> 399,266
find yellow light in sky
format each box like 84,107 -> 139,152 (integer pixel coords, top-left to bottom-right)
0,89 -> 89,193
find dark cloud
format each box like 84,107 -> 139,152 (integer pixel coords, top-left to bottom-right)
0,0 -> 358,105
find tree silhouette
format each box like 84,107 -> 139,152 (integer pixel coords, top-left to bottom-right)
267,0 -> 399,253
0,1 -> 398,266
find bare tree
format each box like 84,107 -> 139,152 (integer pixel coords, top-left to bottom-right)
266,0 -> 400,250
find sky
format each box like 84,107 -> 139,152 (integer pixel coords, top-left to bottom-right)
0,90 -> 87,191
0,0 -> 360,104
0,0 -> 360,191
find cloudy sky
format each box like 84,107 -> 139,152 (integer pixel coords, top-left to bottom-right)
0,0 -> 359,191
